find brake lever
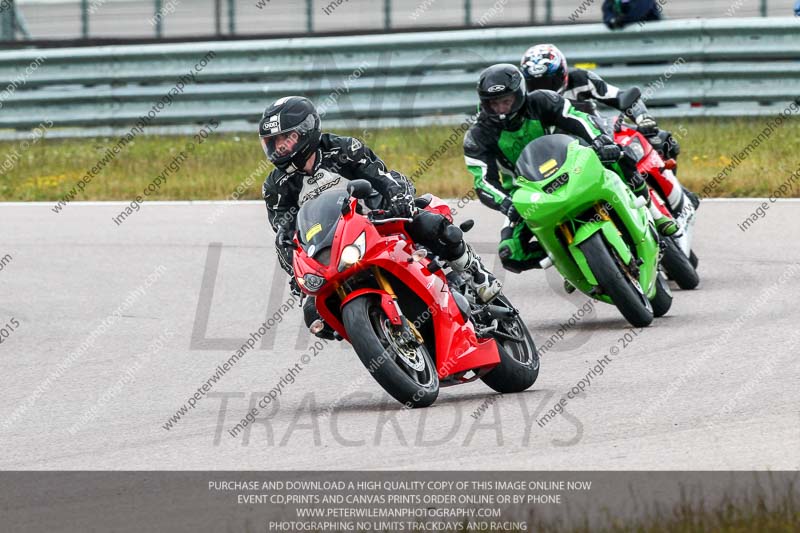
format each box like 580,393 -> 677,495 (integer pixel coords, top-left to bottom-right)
369,209 -> 413,224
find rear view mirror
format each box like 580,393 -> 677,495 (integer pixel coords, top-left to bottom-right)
347,179 -> 373,199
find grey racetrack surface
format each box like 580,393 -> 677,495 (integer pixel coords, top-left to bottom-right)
0,199 -> 798,470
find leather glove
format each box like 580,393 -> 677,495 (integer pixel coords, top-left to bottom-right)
500,197 -> 522,224
275,228 -> 296,275
635,114 -> 658,135
591,135 -> 622,163
289,277 -> 302,297
388,192 -> 415,218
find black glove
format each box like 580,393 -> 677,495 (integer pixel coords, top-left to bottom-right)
388,192 -> 415,218
591,135 -> 622,164
500,197 -> 522,224
635,114 -> 658,135
289,276 -> 302,297
275,228 -> 295,275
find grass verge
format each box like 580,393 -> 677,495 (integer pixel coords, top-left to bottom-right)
1,118 -> 798,203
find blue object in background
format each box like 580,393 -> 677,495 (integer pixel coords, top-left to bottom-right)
602,0 -> 662,30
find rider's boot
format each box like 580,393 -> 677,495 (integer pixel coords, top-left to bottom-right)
450,244 -> 502,303
648,190 -> 680,237
674,194 -> 697,236
628,172 -> 678,237
655,172 -> 698,233
683,186 -> 701,210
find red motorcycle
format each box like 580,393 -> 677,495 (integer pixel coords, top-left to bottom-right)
610,88 -> 700,290
288,180 -> 539,408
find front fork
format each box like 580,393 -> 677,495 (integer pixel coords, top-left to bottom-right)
372,267 -> 424,346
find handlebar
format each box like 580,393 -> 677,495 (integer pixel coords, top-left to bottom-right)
370,216 -> 414,225
368,209 -> 413,224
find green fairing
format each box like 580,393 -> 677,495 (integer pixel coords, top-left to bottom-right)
512,135 -> 660,312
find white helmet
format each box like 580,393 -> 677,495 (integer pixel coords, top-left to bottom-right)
520,44 -> 569,94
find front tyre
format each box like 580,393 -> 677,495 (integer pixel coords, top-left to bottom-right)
661,237 -> 700,290
480,295 -> 539,393
689,249 -> 699,269
579,232 -> 654,328
341,295 -> 439,408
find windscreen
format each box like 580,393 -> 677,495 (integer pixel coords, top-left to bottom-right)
296,189 -> 350,257
515,134 -> 576,182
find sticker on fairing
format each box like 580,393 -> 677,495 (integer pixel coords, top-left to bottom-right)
305,223 -> 323,241
539,159 -> 558,176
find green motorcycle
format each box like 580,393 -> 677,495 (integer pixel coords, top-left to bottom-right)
512,134 -> 672,327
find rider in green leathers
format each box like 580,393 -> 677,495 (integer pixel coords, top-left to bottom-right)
464,63 -> 676,273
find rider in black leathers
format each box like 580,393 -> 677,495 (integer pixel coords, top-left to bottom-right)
261,96 -> 502,338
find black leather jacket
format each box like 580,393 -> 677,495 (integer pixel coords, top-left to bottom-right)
563,68 -> 649,118
262,132 -> 413,274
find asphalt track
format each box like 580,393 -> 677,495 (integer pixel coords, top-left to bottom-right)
0,199 -> 798,471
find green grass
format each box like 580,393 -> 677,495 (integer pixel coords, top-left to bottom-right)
326,476 -> 797,533
521,477 -> 799,533
1,117 -> 798,202
266,475 -> 798,533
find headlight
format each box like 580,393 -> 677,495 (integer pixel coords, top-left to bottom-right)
301,273 -> 326,292
338,231 -> 366,271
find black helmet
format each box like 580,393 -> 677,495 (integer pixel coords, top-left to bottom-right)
477,64 -> 526,128
259,96 -> 321,173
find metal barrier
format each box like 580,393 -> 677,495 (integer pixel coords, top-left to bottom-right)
0,17 -> 798,137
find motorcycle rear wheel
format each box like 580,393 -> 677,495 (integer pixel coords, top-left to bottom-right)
479,295 -> 540,394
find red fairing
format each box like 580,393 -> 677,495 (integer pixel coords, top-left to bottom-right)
421,195 -> 455,223
291,195 -> 499,379
615,122 -> 677,199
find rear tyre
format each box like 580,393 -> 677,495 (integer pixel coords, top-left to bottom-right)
661,237 -> 700,290
342,295 -> 439,408
480,295 -> 539,393
579,232 -> 654,328
650,271 -> 673,317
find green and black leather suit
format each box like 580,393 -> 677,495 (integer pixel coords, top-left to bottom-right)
463,89 -> 604,272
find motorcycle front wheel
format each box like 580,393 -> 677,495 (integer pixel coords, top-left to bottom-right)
650,271 -> 673,318
661,236 -> 700,290
579,232 -> 654,328
342,294 -> 439,408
